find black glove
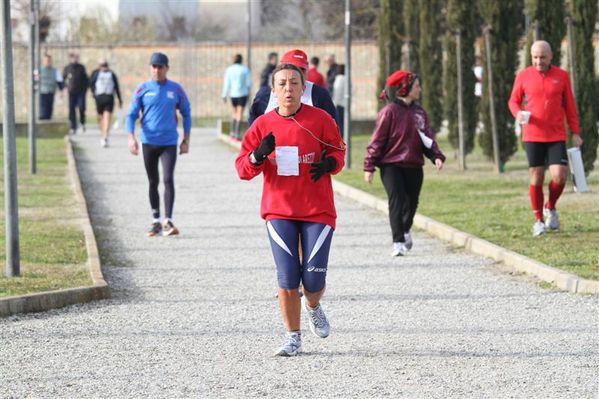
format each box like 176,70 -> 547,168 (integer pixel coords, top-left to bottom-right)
309,150 -> 337,182
253,132 -> 275,163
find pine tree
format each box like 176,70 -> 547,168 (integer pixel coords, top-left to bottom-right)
377,0 -> 404,97
403,0 -> 419,73
478,0 -> 523,166
418,0 -> 443,132
570,0 -> 598,174
443,0 -> 478,155
524,0 -> 566,66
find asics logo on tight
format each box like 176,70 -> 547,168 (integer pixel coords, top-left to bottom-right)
307,266 -> 326,272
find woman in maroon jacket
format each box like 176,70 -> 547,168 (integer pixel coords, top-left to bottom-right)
364,70 -> 445,256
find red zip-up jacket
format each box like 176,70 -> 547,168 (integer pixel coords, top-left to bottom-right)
508,65 -> 579,142
236,105 -> 345,228
363,100 -> 445,172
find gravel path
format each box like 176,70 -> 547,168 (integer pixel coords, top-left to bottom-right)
1,128 -> 597,398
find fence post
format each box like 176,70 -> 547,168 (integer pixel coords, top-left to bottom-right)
484,26 -> 501,174
456,30 -> 466,171
1,0 -> 21,277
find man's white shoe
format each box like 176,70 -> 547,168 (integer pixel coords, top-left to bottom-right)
404,232 -> 413,250
543,207 -> 560,230
100,138 -> 108,148
274,331 -> 302,357
304,300 -> 330,338
391,242 -> 408,256
532,220 -> 545,236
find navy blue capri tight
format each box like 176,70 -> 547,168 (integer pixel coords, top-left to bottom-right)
266,219 -> 334,293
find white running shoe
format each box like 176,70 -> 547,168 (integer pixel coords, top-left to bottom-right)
391,242 -> 408,256
274,331 -> 301,357
543,207 -> 560,230
532,220 -> 545,236
404,232 -> 413,250
304,300 -> 330,338
100,138 -> 108,148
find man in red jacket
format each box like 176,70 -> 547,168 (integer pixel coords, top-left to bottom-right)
508,40 -> 582,237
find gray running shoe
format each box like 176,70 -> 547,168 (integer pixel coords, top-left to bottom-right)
304,300 -> 330,338
543,207 -> 560,230
532,220 -> 545,236
274,331 -> 301,357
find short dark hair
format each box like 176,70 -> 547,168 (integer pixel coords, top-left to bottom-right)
271,63 -> 305,87
268,52 -> 278,60
234,54 -> 242,64
310,56 -> 319,67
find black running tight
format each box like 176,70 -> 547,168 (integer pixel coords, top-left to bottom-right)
142,144 -> 177,220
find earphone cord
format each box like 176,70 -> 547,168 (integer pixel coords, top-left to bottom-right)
289,116 -> 346,151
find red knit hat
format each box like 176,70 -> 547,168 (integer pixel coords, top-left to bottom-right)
383,69 -> 417,98
280,49 -> 309,70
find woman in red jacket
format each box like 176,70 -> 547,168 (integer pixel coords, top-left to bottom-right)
364,70 -> 445,256
236,63 -> 345,357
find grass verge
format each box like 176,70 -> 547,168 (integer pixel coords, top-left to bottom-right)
336,133 -> 599,280
0,136 -> 90,297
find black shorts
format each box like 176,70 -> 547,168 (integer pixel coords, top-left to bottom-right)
523,141 -> 568,167
231,96 -> 248,107
95,94 -> 114,114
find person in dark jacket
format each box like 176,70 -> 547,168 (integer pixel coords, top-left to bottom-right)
259,52 -> 278,88
363,70 -> 445,257
63,53 -> 89,135
248,49 -> 338,128
90,59 -> 123,147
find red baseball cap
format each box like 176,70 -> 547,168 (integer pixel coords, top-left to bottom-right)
280,49 -> 309,70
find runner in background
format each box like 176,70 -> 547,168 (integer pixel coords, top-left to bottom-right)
90,59 -> 123,148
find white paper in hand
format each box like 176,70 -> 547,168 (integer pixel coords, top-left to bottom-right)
418,130 -> 433,149
275,146 -> 299,176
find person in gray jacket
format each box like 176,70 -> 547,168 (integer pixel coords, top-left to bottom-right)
39,54 -> 64,120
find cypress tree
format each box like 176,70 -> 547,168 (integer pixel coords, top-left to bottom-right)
478,0 -> 523,165
524,0 -> 566,66
570,0 -> 598,174
443,0 -> 478,155
377,0 -> 404,97
418,0 -> 443,132
403,0 -> 419,73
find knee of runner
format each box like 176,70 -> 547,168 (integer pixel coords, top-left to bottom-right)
302,264 -> 327,293
277,274 -> 301,290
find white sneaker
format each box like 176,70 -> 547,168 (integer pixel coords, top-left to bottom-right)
100,138 -> 108,148
391,242 -> 408,256
274,331 -> 301,357
304,300 -> 330,338
543,207 -> 560,230
532,221 -> 545,236
404,232 -> 413,250
68,128 -> 76,135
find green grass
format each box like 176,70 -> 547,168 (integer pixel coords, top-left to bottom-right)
337,133 -> 599,280
0,136 -> 90,297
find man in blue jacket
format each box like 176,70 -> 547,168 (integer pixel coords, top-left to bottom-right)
126,52 -> 192,237
248,49 -> 338,130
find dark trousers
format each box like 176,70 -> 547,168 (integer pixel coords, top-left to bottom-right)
68,92 -> 86,130
336,105 -> 344,134
39,93 -> 55,120
142,144 -> 178,220
380,165 -> 424,242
